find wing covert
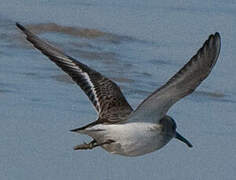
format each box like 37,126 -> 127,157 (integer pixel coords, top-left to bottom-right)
16,23 -> 133,123
129,33 -> 221,123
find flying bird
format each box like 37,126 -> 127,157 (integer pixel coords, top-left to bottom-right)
16,23 -> 221,156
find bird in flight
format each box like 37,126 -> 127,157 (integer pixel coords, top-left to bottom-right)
16,23 -> 221,156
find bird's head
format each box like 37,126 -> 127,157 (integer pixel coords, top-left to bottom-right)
161,116 -> 193,148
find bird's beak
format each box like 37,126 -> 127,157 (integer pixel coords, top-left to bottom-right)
175,132 -> 193,148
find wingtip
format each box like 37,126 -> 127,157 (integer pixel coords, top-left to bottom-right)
215,32 -> 220,38
207,32 -> 221,53
214,32 -> 221,44
208,32 -> 220,41
16,22 -> 25,31
209,32 -> 220,40
214,32 -> 221,55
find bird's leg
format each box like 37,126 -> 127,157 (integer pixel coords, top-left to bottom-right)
73,139 -> 114,150
73,140 -> 97,150
93,139 -> 115,147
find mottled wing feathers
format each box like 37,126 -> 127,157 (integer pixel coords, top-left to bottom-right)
129,33 -> 221,123
16,23 -> 133,123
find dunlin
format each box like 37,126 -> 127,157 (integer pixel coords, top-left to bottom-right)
16,23 -> 221,156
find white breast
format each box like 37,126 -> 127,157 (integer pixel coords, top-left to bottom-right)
85,122 -> 174,156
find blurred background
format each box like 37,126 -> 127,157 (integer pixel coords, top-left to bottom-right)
0,0 -> 235,179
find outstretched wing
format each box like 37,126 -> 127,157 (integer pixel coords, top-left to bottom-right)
16,23 -> 133,123
129,33 -> 221,123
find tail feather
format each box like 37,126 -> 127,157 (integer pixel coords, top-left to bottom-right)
70,121 -> 100,132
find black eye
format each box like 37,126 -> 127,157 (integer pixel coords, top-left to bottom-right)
172,125 -> 175,131
172,122 -> 176,130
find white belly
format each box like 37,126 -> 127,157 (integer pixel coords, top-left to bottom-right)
84,123 -> 173,156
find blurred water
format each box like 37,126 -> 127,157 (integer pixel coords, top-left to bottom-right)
0,0 -> 236,180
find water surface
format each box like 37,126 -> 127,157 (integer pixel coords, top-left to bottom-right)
0,1 -> 236,180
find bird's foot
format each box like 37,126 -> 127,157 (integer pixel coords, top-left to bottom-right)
73,140 -> 96,150
73,139 -> 114,150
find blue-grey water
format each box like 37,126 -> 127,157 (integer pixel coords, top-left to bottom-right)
0,0 -> 236,180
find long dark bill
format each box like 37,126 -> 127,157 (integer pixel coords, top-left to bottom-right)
175,132 -> 193,148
